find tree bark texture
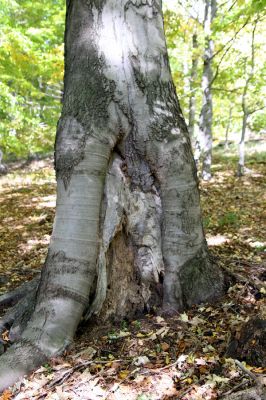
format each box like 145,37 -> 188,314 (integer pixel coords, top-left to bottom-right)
195,0 -> 216,181
0,0 -> 223,391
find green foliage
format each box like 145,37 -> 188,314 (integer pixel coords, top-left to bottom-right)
132,320 -> 142,330
0,0 -> 265,159
163,0 -> 266,146
218,212 -> 240,228
137,395 -> 152,400
203,216 -> 211,229
120,320 -> 129,331
43,363 -> 53,375
249,110 -> 266,132
0,0 -> 65,159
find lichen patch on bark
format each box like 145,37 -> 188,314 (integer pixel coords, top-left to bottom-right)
180,246 -> 224,308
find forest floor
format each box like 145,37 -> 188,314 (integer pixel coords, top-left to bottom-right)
0,145 -> 265,400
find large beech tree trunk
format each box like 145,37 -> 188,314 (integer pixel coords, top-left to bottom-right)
0,0 -> 223,391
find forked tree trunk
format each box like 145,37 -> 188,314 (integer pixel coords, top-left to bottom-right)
0,0 -> 223,391
195,0 -> 216,181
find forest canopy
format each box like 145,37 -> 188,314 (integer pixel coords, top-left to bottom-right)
0,0 -> 265,159
0,0 -> 65,158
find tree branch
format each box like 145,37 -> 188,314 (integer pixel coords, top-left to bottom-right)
212,17 -> 250,60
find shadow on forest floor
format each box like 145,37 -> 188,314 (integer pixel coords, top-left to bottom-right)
0,149 -> 265,400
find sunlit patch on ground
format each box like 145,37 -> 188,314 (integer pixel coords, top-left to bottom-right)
37,195 -> 56,209
0,159 -> 56,291
206,234 -> 230,246
200,158 -> 265,266
18,235 -> 51,254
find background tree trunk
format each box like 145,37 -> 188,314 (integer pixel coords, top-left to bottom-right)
237,21 -> 257,177
195,0 -> 216,181
188,32 -> 198,139
0,149 -> 7,174
0,0 -> 223,391
224,106 -> 232,150
238,113 -> 247,176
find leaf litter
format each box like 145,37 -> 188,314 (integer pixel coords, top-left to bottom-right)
0,157 -> 265,400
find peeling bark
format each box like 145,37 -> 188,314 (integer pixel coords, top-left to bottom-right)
0,0 -> 224,391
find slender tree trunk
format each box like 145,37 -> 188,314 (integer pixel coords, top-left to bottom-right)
188,33 -> 198,139
0,0 -> 223,391
0,149 -> 6,174
237,21 -> 257,176
237,113 -> 247,176
224,106 -> 232,149
195,0 -> 216,181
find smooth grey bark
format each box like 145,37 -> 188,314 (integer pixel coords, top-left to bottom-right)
0,0 -> 223,391
224,106 -> 232,149
195,0 -> 216,181
188,32 -> 198,139
238,112 -> 247,176
0,149 -> 7,174
237,22 -> 257,177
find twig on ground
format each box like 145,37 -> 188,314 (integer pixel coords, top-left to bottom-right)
47,360 -> 94,389
231,259 -> 265,269
219,360 -> 266,400
235,360 -> 259,383
222,379 -> 250,396
158,359 -> 179,371
177,386 -> 194,399
47,359 -> 121,389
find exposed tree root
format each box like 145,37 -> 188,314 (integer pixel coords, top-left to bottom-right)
221,360 -> 266,400
0,340 -> 48,392
0,291 -> 37,343
0,278 -> 39,346
0,275 -> 39,310
221,264 -> 266,293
